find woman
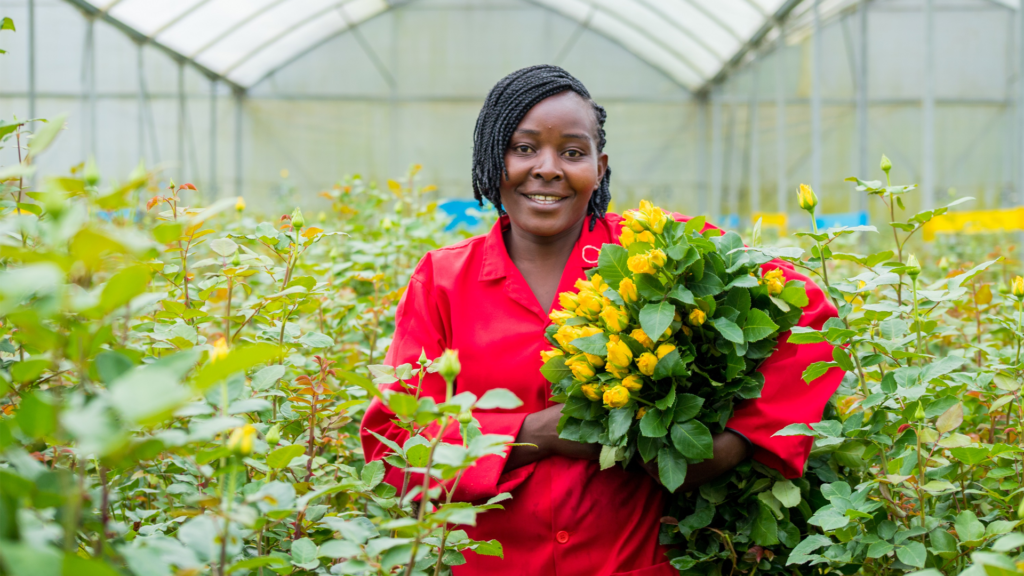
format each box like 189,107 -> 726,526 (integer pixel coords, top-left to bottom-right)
361,65 -> 843,576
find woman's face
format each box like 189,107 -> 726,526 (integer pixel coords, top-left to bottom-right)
499,91 -> 608,239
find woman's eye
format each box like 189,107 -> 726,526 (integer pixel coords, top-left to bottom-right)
514,145 -> 532,153
564,149 -> 583,158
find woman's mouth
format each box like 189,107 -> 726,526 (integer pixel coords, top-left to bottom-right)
522,193 -> 566,206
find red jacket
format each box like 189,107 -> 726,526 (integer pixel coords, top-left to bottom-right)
360,213 -> 843,576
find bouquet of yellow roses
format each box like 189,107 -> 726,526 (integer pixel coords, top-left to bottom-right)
540,201 -> 809,491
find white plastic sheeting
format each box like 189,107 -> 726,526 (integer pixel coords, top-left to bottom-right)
77,0 -> 791,90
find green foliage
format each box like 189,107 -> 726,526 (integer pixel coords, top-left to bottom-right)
0,118 -> 510,576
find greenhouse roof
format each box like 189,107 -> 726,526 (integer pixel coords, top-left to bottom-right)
68,0 -> 801,92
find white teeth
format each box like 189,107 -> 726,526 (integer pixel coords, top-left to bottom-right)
526,194 -> 562,205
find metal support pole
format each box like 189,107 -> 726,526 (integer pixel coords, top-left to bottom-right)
727,98 -> 742,224
775,34 -> 787,217
137,42 -> 146,165
922,0 -> 935,210
697,98 -> 708,216
811,0 -> 822,195
1018,0 -> 1024,206
857,0 -> 869,203
234,89 -> 243,198
178,60 -> 186,179
711,88 -> 723,221
749,65 -> 761,218
209,78 -> 218,198
84,18 -> 97,160
27,0 -> 36,124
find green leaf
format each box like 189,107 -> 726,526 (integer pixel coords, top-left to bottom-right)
13,391 -> 56,439
802,361 -> 837,384
832,347 -> 854,372
657,447 -> 688,492
751,501 -> 780,546
290,538 -> 319,569
210,238 -> 238,257
110,365 -> 192,425
608,407 -> 633,442
950,446 -> 990,466
27,114 -> 67,160
652,349 -> 683,381
192,343 -> 281,391
387,392 -> 418,417
98,264 -> 151,314
251,365 -> 286,391
598,444 -> 619,470
476,388 -> 523,410
772,480 -> 801,508
787,535 -> 832,565
688,271 -> 724,297
896,541 -> 927,568
743,309 -> 779,342
596,244 -> 630,289
711,317 -> 744,344
866,541 -> 894,559
1,17 -> 14,31
954,510 -> 986,543
570,332 -> 609,356
640,408 -> 668,438
773,423 -> 814,437
684,215 -> 706,236
11,359 -> 48,383
670,420 -> 713,460
268,445 -> 305,469
361,460 -> 384,489
639,302 -> 675,345
672,393 -> 704,423
780,281 -> 809,308
935,402 -> 963,434
540,356 -> 571,384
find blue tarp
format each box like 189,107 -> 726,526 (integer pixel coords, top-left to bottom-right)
438,199 -> 495,231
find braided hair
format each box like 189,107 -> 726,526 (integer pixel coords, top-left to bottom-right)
472,65 -> 612,230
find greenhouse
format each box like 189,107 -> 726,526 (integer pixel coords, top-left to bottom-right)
2,0 -> 1024,575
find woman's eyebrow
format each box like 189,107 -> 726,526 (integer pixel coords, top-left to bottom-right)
561,132 -> 592,142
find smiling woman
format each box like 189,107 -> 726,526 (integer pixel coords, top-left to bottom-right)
360,65 -> 838,576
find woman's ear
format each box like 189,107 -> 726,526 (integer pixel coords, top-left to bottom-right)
596,151 -> 609,184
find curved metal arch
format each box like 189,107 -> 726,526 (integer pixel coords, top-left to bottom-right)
188,0 -> 296,59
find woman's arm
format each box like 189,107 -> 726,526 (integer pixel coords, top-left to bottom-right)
504,404 -> 602,472
637,429 -> 751,493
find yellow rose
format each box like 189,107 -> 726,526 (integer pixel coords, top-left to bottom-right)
568,355 -> 596,381
600,305 -> 629,333
235,196 -> 246,212
227,424 -> 257,456
630,328 -> 655,350
579,325 -> 603,339
549,309 -> 575,325
620,227 -> 636,248
590,273 -> 610,294
584,353 -> 605,369
636,230 -> 655,245
540,349 -> 564,363
689,308 -> 706,326
581,384 -> 602,402
648,249 -> 667,269
577,292 -> 603,320
679,326 -> 693,338
618,278 -> 638,304
554,325 -> 581,351
648,207 -> 667,234
767,278 -> 784,296
1013,275 -> 1024,299
628,253 -> 656,275
559,292 -> 580,311
797,183 -> 818,212
603,385 -> 630,408
606,362 -> 631,379
606,336 -> 633,368
636,352 -> 658,376
209,337 -> 230,363
636,407 -> 647,420
655,343 -> 676,359
624,210 -> 646,233
622,374 -> 644,392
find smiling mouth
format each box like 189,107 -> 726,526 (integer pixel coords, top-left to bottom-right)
522,193 -> 568,206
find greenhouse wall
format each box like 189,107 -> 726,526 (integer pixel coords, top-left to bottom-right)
0,0 -> 1021,223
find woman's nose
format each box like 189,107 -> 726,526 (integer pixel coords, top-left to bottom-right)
532,149 -> 562,181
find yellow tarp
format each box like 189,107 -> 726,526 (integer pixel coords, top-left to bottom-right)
922,207 -> 1024,241
752,212 -> 788,236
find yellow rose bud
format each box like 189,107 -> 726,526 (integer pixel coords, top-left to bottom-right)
636,230 -> 655,245
627,253 -> 656,275
636,352 -> 658,376
559,292 -> 579,312
648,249 -> 667,269
1013,276 -> 1024,299
600,305 -> 630,333
590,274 -> 609,294
568,355 -> 596,381
797,183 -> 818,212
689,308 -> 706,326
880,154 -> 892,174
227,424 -> 257,456
630,328 -> 655,350
603,385 -> 630,408
581,384 -> 602,402
648,207 -> 667,234
575,292 -> 602,320
209,337 -> 230,363
620,227 -> 636,248
554,325 -> 581,352
618,278 -> 638,304
235,196 -> 246,212
540,349 -> 564,363
767,278 -> 784,296
679,326 -> 693,338
579,325 -> 603,339
625,210 -> 647,232
606,336 -> 634,368
655,343 -> 676,359
622,374 -> 644,392
549,309 -> 575,326
905,254 -> 921,278
636,407 -> 647,420
584,353 -> 605,369
606,362 -> 631,379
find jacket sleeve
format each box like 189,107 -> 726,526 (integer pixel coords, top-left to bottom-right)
726,260 -> 844,479
359,261 -> 529,503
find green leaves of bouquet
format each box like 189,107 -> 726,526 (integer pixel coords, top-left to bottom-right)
540,200 -> 809,491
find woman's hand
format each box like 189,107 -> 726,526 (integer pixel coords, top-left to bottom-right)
636,429 -> 751,493
504,404 -> 601,472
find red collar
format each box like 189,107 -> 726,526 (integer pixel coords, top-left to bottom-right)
479,215 -> 606,282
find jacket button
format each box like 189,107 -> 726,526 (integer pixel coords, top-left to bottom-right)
556,530 -> 569,544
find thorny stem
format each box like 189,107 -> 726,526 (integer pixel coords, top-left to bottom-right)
911,277 -> 923,357
884,172 -> 904,306
225,276 -> 233,339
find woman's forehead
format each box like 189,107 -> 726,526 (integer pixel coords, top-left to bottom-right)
516,91 -> 598,138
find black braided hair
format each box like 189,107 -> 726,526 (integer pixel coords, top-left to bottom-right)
472,65 -> 612,230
